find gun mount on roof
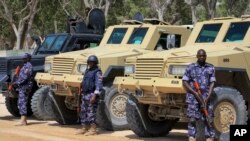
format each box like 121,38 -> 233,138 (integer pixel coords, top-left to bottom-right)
66,8 -> 105,34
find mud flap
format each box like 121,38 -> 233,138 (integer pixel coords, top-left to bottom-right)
48,91 -> 66,124
127,95 -> 148,130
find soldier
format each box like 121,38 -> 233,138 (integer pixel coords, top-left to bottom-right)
13,53 -> 33,126
75,55 -> 103,135
182,49 -> 216,141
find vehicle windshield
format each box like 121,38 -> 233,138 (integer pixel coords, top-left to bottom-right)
127,28 -> 148,44
223,22 -> 250,42
37,35 -> 67,54
107,28 -> 127,44
195,24 -> 222,43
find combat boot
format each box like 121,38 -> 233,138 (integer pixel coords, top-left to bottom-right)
206,138 -> 214,141
75,124 -> 89,135
189,137 -> 196,141
84,123 -> 97,136
16,116 -> 27,126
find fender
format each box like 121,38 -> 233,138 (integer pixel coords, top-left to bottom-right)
215,67 -> 250,117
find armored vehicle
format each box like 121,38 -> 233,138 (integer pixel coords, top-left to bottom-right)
0,8 -> 105,120
114,16 -> 250,140
34,15 -> 192,130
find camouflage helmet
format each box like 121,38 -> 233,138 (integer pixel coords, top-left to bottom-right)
87,55 -> 99,64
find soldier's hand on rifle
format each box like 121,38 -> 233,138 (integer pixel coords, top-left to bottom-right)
12,82 -> 18,88
90,94 -> 97,104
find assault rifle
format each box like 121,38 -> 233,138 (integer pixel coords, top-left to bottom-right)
193,81 -> 213,129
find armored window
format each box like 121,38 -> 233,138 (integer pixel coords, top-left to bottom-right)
38,35 -> 57,51
107,28 -> 128,44
50,35 -> 67,51
128,28 -> 148,44
195,24 -> 222,43
223,22 -> 250,42
154,34 -> 181,51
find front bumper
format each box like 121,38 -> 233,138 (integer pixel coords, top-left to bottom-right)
113,76 -> 186,95
35,72 -> 83,88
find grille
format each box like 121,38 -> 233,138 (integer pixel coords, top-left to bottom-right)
51,57 -> 74,75
135,58 -> 164,79
0,60 -> 7,73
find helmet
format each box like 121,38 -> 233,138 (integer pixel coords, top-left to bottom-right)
23,53 -> 32,59
87,55 -> 99,64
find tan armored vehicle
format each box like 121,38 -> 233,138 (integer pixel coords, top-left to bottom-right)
34,15 -> 192,130
114,16 -> 250,140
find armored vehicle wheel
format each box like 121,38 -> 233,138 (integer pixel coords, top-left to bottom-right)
126,95 -> 177,137
96,86 -> 113,130
213,87 -> 247,141
5,96 -> 33,117
5,97 -> 20,117
98,87 -> 129,130
51,94 -> 78,125
31,86 -> 55,120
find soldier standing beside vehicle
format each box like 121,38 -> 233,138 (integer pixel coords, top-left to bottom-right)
75,55 -> 103,135
182,49 -> 216,141
13,53 -> 33,126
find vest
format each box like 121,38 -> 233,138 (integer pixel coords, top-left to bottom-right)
82,67 -> 100,94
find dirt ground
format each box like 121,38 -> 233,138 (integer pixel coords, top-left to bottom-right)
0,95 -> 188,141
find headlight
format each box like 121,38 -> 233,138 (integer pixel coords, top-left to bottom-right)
124,65 -> 135,75
78,64 -> 87,74
168,65 -> 187,75
44,63 -> 52,72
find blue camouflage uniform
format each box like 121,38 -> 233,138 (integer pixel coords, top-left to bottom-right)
80,66 -> 103,125
182,63 -> 216,138
15,56 -> 33,116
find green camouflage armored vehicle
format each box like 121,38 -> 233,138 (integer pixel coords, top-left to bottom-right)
114,16 -> 250,140
34,15 -> 192,130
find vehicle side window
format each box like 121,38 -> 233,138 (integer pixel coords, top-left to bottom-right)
107,28 -> 128,44
223,22 -> 250,42
38,36 -> 56,51
195,24 -> 222,43
154,34 -> 181,51
50,35 -> 67,51
127,28 -> 148,44
72,39 -> 99,51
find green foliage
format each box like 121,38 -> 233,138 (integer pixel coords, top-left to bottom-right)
1,0 -> 250,50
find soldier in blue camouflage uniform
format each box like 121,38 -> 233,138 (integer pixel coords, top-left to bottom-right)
13,53 -> 33,126
183,49 -> 216,141
75,55 -> 103,135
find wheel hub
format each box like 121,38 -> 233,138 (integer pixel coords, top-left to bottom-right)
110,94 -> 127,118
214,101 -> 236,133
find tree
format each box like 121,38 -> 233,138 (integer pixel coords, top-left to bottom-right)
0,0 -> 40,49
185,0 -> 200,24
202,0 -> 218,19
149,0 -> 172,21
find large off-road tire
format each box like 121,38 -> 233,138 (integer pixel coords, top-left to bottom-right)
5,96 -> 33,117
213,87 -> 247,141
98,87 -> 129,130
51,94 -> 78,125
31,86 -> 55,120
5,97 -> 20,117
96,86 -> 113,130
126,95 -> 178,137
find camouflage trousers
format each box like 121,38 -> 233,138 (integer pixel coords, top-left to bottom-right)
17,87 -> 28,116
187,102 -> 215,138
80,94 -> 98,125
